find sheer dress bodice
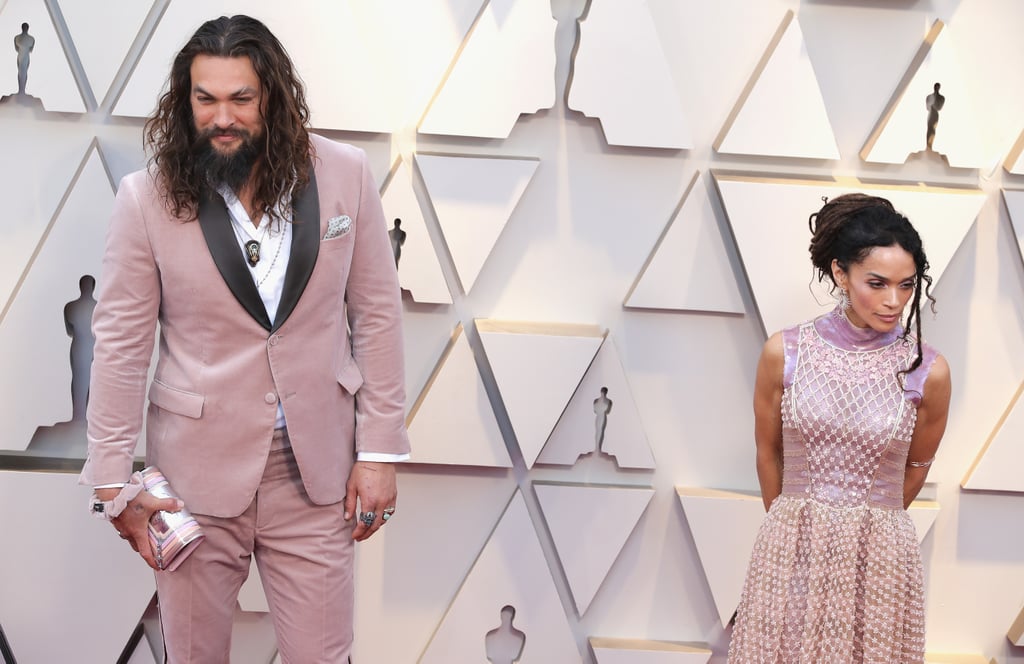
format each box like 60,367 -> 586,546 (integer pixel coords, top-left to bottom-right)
780,316 -> 919,510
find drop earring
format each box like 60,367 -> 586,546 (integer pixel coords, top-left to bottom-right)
838,288 -> 851,311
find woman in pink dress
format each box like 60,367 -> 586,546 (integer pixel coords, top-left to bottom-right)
728,193 -> 952,663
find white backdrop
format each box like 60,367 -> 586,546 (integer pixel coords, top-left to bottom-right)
1,0 -> 1023,662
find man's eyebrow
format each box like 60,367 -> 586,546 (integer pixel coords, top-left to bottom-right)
192,85 -> 258,98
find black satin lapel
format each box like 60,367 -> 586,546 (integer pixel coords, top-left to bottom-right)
273,170 -> 320,333
197,191 -> 272,331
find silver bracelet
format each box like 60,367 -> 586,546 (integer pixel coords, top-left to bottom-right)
907,457 -> 934,468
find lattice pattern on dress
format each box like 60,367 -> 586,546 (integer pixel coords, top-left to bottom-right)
781,323 -> 918,508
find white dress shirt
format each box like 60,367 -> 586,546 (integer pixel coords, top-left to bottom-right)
221,188 -> 407,462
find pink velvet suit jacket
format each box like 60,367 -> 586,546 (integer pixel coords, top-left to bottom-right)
80,134 -> 409,518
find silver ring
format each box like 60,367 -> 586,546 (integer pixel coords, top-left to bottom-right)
382,511 -> 393,522
359,511 -> 376,527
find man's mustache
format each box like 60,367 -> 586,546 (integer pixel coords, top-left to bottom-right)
198,127 -> 248,141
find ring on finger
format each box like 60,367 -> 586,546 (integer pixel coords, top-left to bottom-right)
382,507 -> 396,522
359,511 -> 376,527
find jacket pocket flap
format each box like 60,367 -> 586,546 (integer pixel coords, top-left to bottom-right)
149,380 -> 205,419
337,358 -> 364,394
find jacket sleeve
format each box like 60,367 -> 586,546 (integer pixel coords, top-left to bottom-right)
79,174 -> 160,486
344,151 -> 411,457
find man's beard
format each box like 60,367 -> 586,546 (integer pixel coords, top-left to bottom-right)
192,127 -> 261,192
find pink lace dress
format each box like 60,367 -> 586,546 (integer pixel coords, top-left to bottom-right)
728,309 -> 938,664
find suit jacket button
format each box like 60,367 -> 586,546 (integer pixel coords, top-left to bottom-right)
264,392 -> 277,404
269,335 -> 279,346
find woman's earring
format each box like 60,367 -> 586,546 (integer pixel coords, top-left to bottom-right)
838,288 -> 851,311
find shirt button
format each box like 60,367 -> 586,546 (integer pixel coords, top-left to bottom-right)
264,393 -> 277,404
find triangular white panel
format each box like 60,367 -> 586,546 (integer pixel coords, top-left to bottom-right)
624,171 -> 744,314
963,380 -> 1024,492
406,325 -> 511,467
715,175 -> 984,335
908,500 -> 940,542
539,336 -> 655,469
0,144 -> 114,451
676,487 -> 766,627
1007,132 -> 1024,174
59,0 -> 154,105
1004,190 -> 1024,269
567,0 -> 691,149
0,472 -> 155,663
420,492 -> 580,663
417,154 -> 539,293
0,118 -> 92,314
419,0 -> 556,138
590,638 -> 712,664
862,22 -> 988,169
380,157 -> 451,303
0,0 -> 84,111
228,610 -> 279,662
536,483 -> 654,615
126,632 -> 159,664
716,11 -> 839,160
354,471 -> 517,664
1009,604 -> 1024,646
114,1 -> 482,132
477,321 -> 604,468
238,559 -> 269,613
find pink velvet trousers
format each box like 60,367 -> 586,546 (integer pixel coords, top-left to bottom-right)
155,429 -> 355,663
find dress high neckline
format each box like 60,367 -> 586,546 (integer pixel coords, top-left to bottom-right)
813,306 -> 902,351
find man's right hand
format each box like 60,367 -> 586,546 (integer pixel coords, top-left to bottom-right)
98,488 -> 182,570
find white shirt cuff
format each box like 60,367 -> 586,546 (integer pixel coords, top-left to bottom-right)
356,452 -> 410,463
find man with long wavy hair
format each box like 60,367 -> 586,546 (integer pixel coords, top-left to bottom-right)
81,15 -> 409,661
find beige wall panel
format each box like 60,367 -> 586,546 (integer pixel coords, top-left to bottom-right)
419,0 -> 556,138
381,157 -> 452,304
59,0 -> 154,105
0,115 -> 93,315
539,335 -> 655,469
0,471 -> 155,662
567,0 -> 692,149
419,491 -> 580,663
862,23 -> 988,169
417,153 -> 539,293
536,483 -> 654,616
0,145 -> 113,452
406,325 -> 511,467
590,637 -> 712,664
478,320 -> 604,468
962,380 -> 1024,492
716,11 -> 839,160
353,469 -> 517,663
113,0 -> 483,132
0,0 -> 84,111
624,171 -> 744,315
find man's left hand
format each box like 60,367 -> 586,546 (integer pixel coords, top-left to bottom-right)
344,461 -> 397,542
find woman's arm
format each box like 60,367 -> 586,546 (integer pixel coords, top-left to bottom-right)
904,354 -> 952,508
754,333 -> 786,511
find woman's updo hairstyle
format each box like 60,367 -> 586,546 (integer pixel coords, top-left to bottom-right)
807,192 -> 935,377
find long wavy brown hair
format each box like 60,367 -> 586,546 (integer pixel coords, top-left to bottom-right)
144,15 -> 312,221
